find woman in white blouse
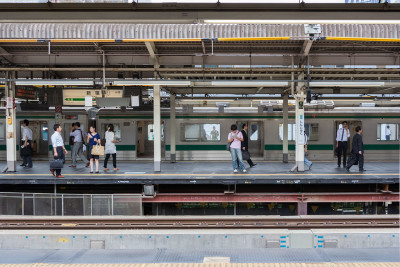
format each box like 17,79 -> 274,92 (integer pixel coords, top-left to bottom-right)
103,124 -> 119,171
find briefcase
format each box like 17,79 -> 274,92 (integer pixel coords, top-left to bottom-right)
91,143 -> 105,156
242,150 -> 250,161
50,159 -> 64,169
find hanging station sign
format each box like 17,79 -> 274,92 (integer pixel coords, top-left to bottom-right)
63,89 -> 123,106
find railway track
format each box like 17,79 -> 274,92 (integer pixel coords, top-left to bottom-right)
0,215 -> 398,229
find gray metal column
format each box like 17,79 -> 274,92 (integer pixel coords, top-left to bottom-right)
170,93 -> 176,163
282,93 -> 289,163
153,85 -> 161,172
5,71 -> 16,172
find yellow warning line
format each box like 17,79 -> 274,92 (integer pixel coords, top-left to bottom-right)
0,173 -> 398,177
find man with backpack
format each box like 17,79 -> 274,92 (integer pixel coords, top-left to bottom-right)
69,122 -> 89,168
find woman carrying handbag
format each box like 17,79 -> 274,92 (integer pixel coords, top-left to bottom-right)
87,126 -> 101,174
103,124 -> 119,171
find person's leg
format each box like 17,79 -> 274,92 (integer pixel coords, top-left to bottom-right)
230,149 -> 238,170
346,153 -> 356,170
304,151 -> 312,168
95,159 -> 99,172
77,143 -> 89,164
342,142 -> 348,167
358,154 -> 364,171
247,158 -> 254,166
112,153 -> 117,168
56,147 -> 64,176
337,142 -> 342,166
236,149 -> 246,171
90,158 -> 94,172
71,143 -> 78,165
104,154 -> 110,168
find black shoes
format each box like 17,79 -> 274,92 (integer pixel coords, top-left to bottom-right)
250,163 -> 257,168
345,167 -> 350,172
359,169 -> 366,173
20,164 -> 26,167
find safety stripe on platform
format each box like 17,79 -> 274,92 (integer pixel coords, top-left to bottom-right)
0,173 -> 398,177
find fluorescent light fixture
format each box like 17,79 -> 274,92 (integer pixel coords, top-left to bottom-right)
15,80 -> 93,86
309,81 -> 384,87
211,81 -> 288,87
113,80 -> 191,86
204,20 -> 400,24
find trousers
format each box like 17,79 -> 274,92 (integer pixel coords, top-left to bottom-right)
53,146 -> 65,176
104,153 -> 117,168
346,153 -> 364,171
337,141 -> 348,166
72,142 -> 89,165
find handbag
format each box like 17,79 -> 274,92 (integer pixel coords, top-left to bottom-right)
226,142 -> 232,151
50,159 -> 64,169
91,143 -> 105,156
242,150 -> 250,161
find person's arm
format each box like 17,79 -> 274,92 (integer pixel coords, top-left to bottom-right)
24,130 -> 28,147
347,128 -> 350,138
357,135 -> 362,154
335,129 -> 339,147
305,144 -> 308,153
52,135 -> 58,157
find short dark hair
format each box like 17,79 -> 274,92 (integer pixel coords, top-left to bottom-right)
387,125 -> 390,128
72,122 -> 75,127
242,123 -> 247,128
53,124 -> 60,131
107,124 -> 114,132
342,121 -> 348,124
355,126 -> 362,132
75,122 -> 80,127
231,124 -> 237,131
23,119 -> 29,126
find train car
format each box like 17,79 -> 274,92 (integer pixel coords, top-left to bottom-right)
0,106 -> 399,162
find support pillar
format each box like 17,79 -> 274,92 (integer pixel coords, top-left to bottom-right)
282,94 -> 289,163
170,93 -> 176,163
291,73 -> 305,172
153,85 -> 161,172
5,71 -> 16,172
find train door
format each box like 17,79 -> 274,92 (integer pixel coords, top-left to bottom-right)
136,120 -> 165,158
20,121 -> 49,158
236,121 -> 263,157
334,120 -> 362,156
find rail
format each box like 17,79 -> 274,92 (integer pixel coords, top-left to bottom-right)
0,215 -> 398,230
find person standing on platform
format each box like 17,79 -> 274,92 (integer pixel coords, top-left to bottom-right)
336,121 -> 350,168
346,126 -> 365,173
87,125 -> 101,174
228,124 -> 247,173
50,124 -> 67,178
104,124 -> 119,171
69,122 -> 89,168
386,125 -> 392,140
240,124 -> 256,167
304,131 -> 312,170
20,119 -> 33,168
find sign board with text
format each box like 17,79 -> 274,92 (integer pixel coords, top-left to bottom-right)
63,89 -> 123,106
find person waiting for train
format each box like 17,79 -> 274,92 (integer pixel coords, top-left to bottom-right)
346,126 -> 365,173
50,124 -> 67,178
69,122 -> 89,168
20,119 -> 33,168
239,123 -> 256,168
336,121 -> 350,168
87,126 -> 101,174
386,125 -> 392,141
103,124 -> 119,172
228,124 -> 247,173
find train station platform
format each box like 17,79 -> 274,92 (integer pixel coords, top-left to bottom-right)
0,161 -> 398,185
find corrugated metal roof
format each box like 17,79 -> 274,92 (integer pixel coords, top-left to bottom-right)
0,23 -> 399,39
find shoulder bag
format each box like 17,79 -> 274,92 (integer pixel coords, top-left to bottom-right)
91,143 -> 105,156
50,159 -> 64,169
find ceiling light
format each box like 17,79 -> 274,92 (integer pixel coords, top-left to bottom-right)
113,80 -> 191,86
211,81 -> 288,87
15,80 -> 93,86
309,81 -> 385,87
204,20 -> 400,24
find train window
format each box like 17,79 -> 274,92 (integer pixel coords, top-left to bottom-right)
182,123 -> 221,142
147,124 -> 164,141
101,123 -> 121,142
0,123 -> 4,141
42,124 -> 48,141
249,123 -> 259,141
279,123 -> 319,141
377,124 -> 399,141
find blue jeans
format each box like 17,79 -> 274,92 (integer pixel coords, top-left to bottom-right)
304,151 -> 312,169
230,148 -> 245,171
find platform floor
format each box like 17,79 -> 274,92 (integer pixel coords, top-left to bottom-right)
0,161 -> 398,185
0,248 -> 398,264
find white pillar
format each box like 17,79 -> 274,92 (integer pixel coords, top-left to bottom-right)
282,94 -> 289,163
295,96 -> 305,172
153,85 -> 161,172
170,93 -> 176,163
5,71 -> 17,172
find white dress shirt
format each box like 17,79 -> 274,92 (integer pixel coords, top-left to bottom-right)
51,131 -> 64,147
386,127 -> 391,136
21,126 -> 33,141
336,128 -> 350,142
70,128 -> 86,143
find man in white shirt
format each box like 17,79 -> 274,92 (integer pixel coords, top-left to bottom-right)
385,125 -> 391,141
20,119 -> 33,168
69,122 -> 89,168
336,121 -> 350,168
51,124 -> 68,178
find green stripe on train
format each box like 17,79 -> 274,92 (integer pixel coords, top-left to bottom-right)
48,145 -> 136,151
165,145 -> 227,151
99,115 -> 400,119
264,144 -> 334,151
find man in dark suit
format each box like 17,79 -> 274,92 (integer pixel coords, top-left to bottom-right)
346,126 -> 365,173
240,124 -> 256,167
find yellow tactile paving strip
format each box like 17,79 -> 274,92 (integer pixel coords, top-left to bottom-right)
0,263 -> 400,267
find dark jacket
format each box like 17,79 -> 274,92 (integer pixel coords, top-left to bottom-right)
351,133 -> 364,154
240,129 -> 248,150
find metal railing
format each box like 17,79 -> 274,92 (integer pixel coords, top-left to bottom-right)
0,192 -> 142,216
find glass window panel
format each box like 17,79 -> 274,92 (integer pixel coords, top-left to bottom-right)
42,124 -> 48,141
147,124 -> 164,141
0,123 -> 5,141
202,124 -> 221,141
102,123 -> 121,141
279,123 -> 318,141
184,124 -> 200,141
249,123 -> 259,141
377,124 -> 399,141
